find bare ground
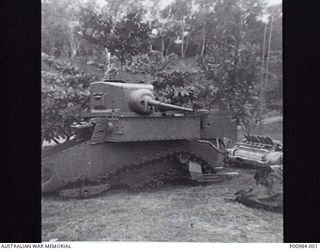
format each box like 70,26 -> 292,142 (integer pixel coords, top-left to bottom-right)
42,167 -> 282,242
42,117 -> 283,242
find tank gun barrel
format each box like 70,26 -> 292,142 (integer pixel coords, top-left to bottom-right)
146,99 -> 194,112
128,88 -> 194,114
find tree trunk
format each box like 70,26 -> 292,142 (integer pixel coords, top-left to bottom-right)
51,42 -> 55,56
120,58 -> 124,70
184,40 -> 189,56
161,37 -> 165,59
181,24 -> 185,58
69,32 -> 77,58
165,40 -> 173,56
265,16 -> 274,92
200,22 -> 206,57
258,21 -> 268,134
120,44 -> 125,70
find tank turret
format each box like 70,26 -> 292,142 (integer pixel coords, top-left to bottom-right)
89,81 -> 193,115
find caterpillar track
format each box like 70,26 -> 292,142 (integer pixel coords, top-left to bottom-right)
42,139 -> 233,198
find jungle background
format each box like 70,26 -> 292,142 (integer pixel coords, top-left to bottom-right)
41,0 -> 282,144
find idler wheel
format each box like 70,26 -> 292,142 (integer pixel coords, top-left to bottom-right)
156,181 -> 164,187
178,153 -> 191,164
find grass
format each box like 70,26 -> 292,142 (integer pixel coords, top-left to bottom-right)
42,117 -> 283,242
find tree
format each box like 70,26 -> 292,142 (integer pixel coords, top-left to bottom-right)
264,3 -> 283,112
102,0 -> 144,22
77,5 -> 151,69
186,0 -> 217,57
109,11 -> 151,69
76,2 -> 113,49
150,19 -> 177,58
199,0 -> 267,133
41,54 -> 94,144
161,0 -> 193,58
42,0 -> 82,58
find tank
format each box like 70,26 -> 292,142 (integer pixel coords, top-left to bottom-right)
42,81 -> 237,198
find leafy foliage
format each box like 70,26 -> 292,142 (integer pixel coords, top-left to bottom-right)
152,69 -> 221,111
76,3 -> 113,47
42,0 -> 82,58
77,6 -> 151,68
153,71 -> 197,108
41,54 -> 93,143
110,11 -> 151,67
197,0 -> 267,131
